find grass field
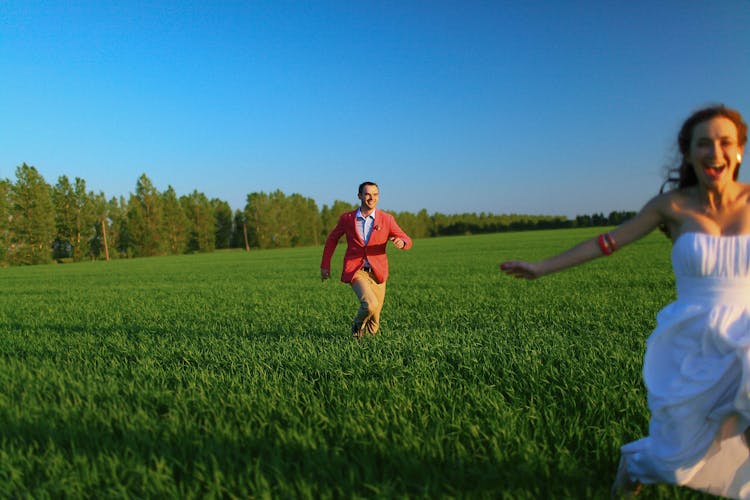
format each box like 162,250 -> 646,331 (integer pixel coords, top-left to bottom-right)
0,228 -> 714,498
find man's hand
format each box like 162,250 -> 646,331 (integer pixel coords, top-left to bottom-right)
321,268 -> 331,281
390,237 -> 405,249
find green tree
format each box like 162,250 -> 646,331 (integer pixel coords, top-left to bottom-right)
212,198 -> 233,249
320,199 -> 357,242
230,209 -> 249,250
416,209 -> 433,238
245,191 -> 271,248
286,193 -> 319,247
246,190 -> 319,249
264,190 -> 290,248
181,190 -> 215,253
51,175 -> 74,259
52,176 -> 96,261
395,211 -> 417,238
395,209 -> 434,239
87,192 -> 112,260
127,174 -> 165,257
10,163 -> 55,265
0,178 -> 11,265
109,196 -> 130,258
162,185 -> 189,255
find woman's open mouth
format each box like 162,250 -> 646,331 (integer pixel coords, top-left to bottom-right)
704,164 -> 726,179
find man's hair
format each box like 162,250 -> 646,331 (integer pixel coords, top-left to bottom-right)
358,181 -> 379,195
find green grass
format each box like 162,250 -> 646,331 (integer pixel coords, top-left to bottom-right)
0,228 -> 713,498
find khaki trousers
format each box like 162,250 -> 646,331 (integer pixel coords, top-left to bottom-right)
350,269 -> 387,336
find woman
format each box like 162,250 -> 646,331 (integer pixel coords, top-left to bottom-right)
500,105 -> 750,498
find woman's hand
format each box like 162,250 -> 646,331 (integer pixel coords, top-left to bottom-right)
499,260 -> 542,280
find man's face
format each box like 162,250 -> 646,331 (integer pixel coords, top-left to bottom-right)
358,184 -> 379,211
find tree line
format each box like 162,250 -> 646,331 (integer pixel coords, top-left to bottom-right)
0,163 -> 635,266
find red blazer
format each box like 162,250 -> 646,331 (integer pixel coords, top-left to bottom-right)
321,209 -> 412,283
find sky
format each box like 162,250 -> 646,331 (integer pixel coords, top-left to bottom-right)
2,0 -> 750,218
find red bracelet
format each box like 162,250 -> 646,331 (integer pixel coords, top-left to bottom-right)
604,232 -> 618,252
598,234 -> 613,255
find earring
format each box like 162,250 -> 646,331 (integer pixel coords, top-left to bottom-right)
739,153 -> 743,163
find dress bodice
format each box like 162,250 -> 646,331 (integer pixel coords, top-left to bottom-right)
672,232 -> 750,304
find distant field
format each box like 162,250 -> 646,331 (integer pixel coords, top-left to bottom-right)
0,228 -> 711,498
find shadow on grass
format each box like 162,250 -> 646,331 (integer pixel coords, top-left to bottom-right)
0,411 -> 619,498
0,320 -> 692,498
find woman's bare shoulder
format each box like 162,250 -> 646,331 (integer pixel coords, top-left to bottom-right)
645,188 -> 696,213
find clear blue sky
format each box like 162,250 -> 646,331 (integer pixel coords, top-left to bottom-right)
3,0 -> 750,218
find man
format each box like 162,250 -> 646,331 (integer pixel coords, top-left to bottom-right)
321,181 -> 412,339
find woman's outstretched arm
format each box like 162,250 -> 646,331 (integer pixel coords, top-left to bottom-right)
500,195 -> 668,279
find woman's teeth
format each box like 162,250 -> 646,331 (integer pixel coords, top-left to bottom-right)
704,164 -> 725,177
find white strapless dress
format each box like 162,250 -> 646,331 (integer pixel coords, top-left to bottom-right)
621,233 -> 750,498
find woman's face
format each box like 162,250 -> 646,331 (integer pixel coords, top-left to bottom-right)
688,116 -> 744,189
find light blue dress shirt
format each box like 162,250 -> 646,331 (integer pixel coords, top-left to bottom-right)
356,208 -> 376,244
356,208 -> 375,268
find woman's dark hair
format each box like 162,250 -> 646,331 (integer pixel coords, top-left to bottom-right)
658,105 -> 747,238
661,105 -> 748,193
